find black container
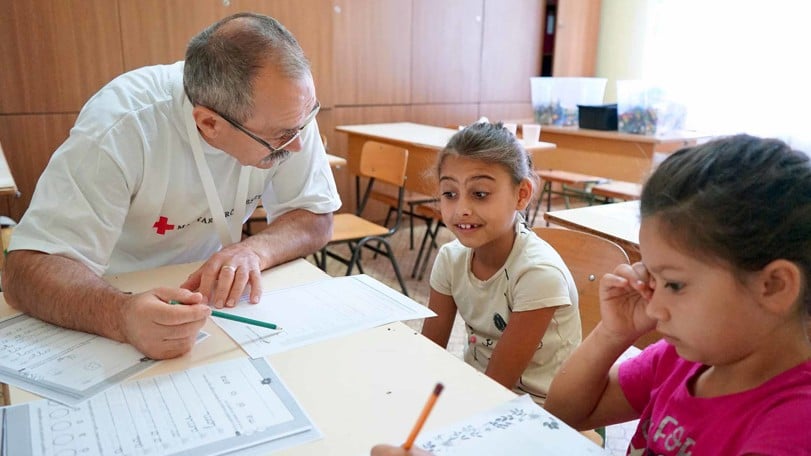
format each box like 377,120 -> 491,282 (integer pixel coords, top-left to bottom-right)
578,104 -> 618,130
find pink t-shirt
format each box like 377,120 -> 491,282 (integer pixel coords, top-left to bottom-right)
619,340 -> 811,455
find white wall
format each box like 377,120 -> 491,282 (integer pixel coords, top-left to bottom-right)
593,0 -> 811,152
594,0 -> 655,102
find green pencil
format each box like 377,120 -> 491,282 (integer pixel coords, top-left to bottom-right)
168,300 -> 281,330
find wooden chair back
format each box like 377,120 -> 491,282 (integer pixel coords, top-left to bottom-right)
533,227 -> 629,338
359,141 -> 408,187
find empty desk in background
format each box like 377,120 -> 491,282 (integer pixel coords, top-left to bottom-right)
535,126 -> 710,183
326,152 -> 347,169
336,122 -> 556,198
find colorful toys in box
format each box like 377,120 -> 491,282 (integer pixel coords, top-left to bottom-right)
530,77 -> 607,126
616,80 -> 686,135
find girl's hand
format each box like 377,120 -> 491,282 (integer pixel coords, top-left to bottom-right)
598,262 -> 657,343
370,444 -> 434,456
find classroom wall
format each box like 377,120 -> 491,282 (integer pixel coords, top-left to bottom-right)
0,0 -> 541,220
594,0 -> 652,102
0,0 -> 600,220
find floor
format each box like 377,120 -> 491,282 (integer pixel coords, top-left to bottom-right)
308,196 -> 639,455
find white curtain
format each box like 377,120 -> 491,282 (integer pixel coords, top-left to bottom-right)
640,0 -> 811,152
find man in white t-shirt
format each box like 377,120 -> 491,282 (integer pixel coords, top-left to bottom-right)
1,13 -> 341,359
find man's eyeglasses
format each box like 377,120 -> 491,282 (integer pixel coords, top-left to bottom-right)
213,101 -> 320,153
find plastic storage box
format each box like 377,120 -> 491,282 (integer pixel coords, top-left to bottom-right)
578,104 -> 618,130
530,77 -> 607,126
616,80 -> 686,135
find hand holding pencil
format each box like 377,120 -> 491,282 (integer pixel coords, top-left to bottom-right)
403,383 -> 444,449
168,300 -> 282,330
370,383 -> 444,456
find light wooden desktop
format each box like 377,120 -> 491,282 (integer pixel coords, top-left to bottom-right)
1,258 -> 525,455
532,125 -> 709,183
544,201 -> 641,263
336,122 -> 556,197
326,153 -> 347,169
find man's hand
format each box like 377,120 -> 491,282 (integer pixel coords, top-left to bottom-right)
120,287 -> 211,359
180,243 -> 263,308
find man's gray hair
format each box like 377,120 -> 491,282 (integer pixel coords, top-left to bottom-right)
183,12 -> 311,122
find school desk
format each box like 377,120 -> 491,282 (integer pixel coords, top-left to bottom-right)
0,258 -> 529,455
511,124 -> 709,183
336,122 -> 556,198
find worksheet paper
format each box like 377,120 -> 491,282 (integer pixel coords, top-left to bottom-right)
213,274 -> 436,358
0,357 -> 319,456
416,395 -> 607,455
0,314 -> 198,406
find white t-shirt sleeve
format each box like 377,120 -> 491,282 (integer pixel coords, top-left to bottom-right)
260,120 -> 341,221
9,132 -> 137,275
429,242 -> 456,295
510,264 -> 574,312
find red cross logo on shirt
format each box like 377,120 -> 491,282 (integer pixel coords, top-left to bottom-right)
152,216 -> 175,235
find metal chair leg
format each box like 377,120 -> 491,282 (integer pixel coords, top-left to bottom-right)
417,221 -> 443,281
351,237 -> 408,296
412,219 -> 434,278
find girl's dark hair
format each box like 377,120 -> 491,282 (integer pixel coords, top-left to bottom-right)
641,134 -> 811,312
436,122 -> 538,195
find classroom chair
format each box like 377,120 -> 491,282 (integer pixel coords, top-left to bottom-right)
378,192 -> 439,251
533,226 -> 662,348
410,201 -> 444,281
317,141 -> 410,296
533,227 -> 628,339
529,170 -> 609,226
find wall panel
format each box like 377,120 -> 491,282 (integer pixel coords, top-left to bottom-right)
478,102 -> 535,123
411,0 -> 483,104
332,0 -> 411,106
0,114 -> 78,221
0,0 -> 123,113
553,0 -> 602,76
119,0 -> 334,107
410,104 -> 480,129
480,0 -> 544,103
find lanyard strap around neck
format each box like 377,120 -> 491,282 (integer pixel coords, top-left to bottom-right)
184,97 -> 250,247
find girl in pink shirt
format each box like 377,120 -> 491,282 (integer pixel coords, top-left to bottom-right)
545,134 -> 811,455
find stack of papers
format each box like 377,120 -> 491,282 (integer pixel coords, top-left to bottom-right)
0,314 -> 171,405
1,357 -> 318,456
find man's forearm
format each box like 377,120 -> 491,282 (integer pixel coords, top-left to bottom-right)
1,250 -> 128,342
245,210 -> 333,270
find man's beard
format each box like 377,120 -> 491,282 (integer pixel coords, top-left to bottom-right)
259,149 -> 291,166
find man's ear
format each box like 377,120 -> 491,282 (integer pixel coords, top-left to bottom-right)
756,259 -> 803,316
191,105 -> 224,139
